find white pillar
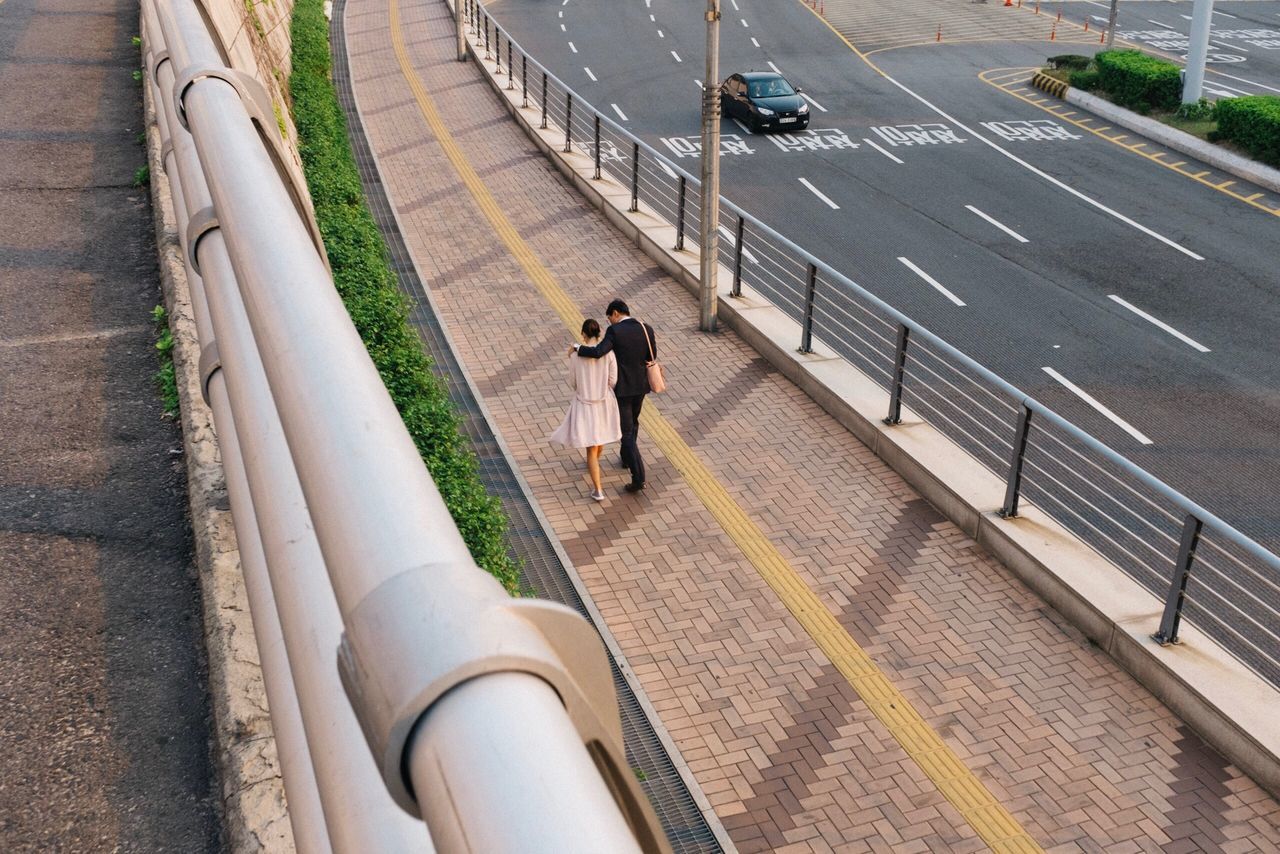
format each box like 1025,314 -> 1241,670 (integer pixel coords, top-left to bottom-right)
1183,0 -> 1215,104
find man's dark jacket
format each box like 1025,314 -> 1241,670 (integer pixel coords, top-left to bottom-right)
577,317 -> 656,397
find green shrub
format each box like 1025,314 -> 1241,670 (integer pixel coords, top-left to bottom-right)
1048,54 -> 1091,71
1214,95 -> 1280,167
1175,97 -> 1215,122
289,0 -> 519,592
1070,68 -> 1101,92
1096,50 -> 1181,112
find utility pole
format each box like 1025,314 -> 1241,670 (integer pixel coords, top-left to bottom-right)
698,0 -> 721,333
1183,0 -> 1214,103
1105,0 -> 1119,49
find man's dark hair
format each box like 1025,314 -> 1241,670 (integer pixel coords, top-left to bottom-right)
606,299 -> 630,317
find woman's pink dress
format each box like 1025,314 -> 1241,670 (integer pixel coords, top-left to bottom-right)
549,341 -> 622,448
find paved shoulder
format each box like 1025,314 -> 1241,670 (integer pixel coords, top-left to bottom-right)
0,0 -> 220,849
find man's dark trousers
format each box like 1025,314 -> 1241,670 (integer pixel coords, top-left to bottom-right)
617,393 -> 645,486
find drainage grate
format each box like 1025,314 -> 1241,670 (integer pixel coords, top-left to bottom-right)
329,4 -> 722,850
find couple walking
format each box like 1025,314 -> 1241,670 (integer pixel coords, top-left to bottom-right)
549,299 -> 657,501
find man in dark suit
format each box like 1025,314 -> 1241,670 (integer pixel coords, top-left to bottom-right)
572,299 -> 656,492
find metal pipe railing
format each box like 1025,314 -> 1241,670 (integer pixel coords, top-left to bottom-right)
148,0 -> 665,849
466,0 -> 1280,685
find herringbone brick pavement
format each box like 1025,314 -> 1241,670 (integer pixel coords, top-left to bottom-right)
343,0 -> 1280,850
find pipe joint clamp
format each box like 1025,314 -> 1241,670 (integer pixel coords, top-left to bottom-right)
185,205 -> 219,277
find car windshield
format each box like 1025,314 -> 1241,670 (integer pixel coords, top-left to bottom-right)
748,77 -> 795,98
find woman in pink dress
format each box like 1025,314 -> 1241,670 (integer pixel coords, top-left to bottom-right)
550,319 -> 622,501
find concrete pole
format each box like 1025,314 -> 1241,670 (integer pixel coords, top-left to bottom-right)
1105,0 -> 1119,49
1183,0 -> 1215,103
456,0 -> 466,62
698,0 -> 721,333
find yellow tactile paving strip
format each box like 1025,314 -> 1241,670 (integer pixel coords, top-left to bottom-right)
389,2 -> 1042,848
982,66 -> 1280,218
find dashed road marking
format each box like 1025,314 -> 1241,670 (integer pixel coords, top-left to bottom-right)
965,205 -> 1029,242
568,40 -> 577,52
863,137 -> 904,163
584,67 -> 596,81
1108,295 -> 1210,353
1042,367 -> 1153,444
802,93 -> 827,112
799,177 -> 840,209
611,102 -> 628,121
671,49 -> 681,62
898,257 -> 966,306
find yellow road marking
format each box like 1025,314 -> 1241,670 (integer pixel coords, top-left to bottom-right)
390,1 -> 1044,848
980,68 -> 1280,218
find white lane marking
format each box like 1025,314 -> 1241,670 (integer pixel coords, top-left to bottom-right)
558,10 -> 563,17
1093,15 -> 1110,23
568,41 -> 577,52
798,178 -> 841,209
730,0 -> 739,9
897,257 -> 966,306
1215,40 -> 1249,52
584,67 -> 596,81
1181,13 -> 1191,19
875,74 -> 1204,260
718,224 -> 759,264
863,137 -> 904,163
1084,0 -> 1108,7
751,37 -> 760,47
658,29 -> 665,37
611,103 -> 628,121
732,117 -> 752,134
1108,295 -> 1210,352
767,61 -> 782,74
696,79 -> 703,89
649,14 -> 655,21
965,205 -> 1029,243
741,18 -> 749,27
1205,86 -> 1238,97
645,0 -> 650,6
562,0 -> 569,5
671,50 -> 682,62
658,159 -> 677,179
1205,69 -> 1280,94
1148,18 -> 1175,27
1042,367 -> 1153,444
1213,9 -> 1237,18
802,93 -> 828,112
1210,80 -> 1255,95
560,23 -> 566,31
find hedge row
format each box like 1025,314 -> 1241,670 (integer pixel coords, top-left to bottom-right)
1214,95 -> 1280,168
1095,50 -> 1181,113
289,0 -> 519,592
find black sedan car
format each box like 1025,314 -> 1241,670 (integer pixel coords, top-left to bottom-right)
720,71 -> 809,133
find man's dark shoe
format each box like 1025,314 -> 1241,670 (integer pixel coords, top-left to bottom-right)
624,481 -> 646,493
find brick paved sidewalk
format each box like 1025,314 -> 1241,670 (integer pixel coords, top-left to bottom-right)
342,0 -> 1280,850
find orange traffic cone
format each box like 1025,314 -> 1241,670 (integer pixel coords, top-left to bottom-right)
1004,0 -> 1012,7
936,24 -> 942,41
1050,21 -> 1057,39
1034,1 -> 1040,14
1084,19 -> 1089,31
1056,10 -> 1062,22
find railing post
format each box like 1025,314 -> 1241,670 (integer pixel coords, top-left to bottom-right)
799,262 -> 817,353
521,55 -> 528,107
494,32 -> 501,74
507,41 -> 514,89
484,16 -> 490,59
1153,514 -> 1204,645
540,72 -> 548,128
999,404 -> 1033,517
675,175 -> 687,250
564,92 -> 573,152
593,114 -> 601,179
884,324 -> 910,424
731,214 -> 745,297
629,142 -> 639,212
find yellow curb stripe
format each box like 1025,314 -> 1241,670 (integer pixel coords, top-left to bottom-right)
979,68 -> 1280,217
388,1 -> 1043,847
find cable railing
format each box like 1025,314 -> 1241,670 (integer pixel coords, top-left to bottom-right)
141,0 -> 671,851
462,0 -> 1280,690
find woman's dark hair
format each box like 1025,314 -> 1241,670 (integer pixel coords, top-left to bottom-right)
581,318 -> 601,339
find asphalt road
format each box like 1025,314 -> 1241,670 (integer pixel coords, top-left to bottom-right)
483,0 -> 1280,552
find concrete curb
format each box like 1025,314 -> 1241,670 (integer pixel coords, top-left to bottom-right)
142,57 -> 295,854
468,42 -> 1280,799
1029,71 -> 1280,194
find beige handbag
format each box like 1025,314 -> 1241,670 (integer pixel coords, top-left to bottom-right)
642,321 -> 666,394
